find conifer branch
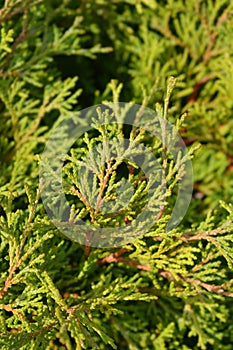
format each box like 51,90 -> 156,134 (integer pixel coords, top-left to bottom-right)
0,1 -> 232,348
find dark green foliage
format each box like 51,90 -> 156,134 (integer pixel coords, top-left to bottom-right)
0,0 -> 233,349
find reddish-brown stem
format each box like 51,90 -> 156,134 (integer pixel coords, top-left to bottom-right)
84,231 -> 94,259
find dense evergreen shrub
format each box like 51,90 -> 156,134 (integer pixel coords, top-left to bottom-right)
0,0 -> 232,349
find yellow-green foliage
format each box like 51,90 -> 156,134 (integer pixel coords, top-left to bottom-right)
0,1 -> 233,349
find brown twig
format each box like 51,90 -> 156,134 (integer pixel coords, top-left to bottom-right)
184,277 -> 233,297
156,206 -> 165,221
0,0 -> 44,26
97,248 -> 151,271
159,269 -> 233,297
98,255 -> 233,297
96,161 -> 113,212
0,259 -> 21,299
0,9 -> 29,71
179,226 -> 229,242
97,248 -> 129,264
187,76 -> 211,103
84,231 -> 94,259
187,5 -> 231,104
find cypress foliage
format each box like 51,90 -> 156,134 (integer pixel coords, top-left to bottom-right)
0,1 -> 232,349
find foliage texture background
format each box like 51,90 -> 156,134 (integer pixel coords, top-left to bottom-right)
0,0 -> 233,349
